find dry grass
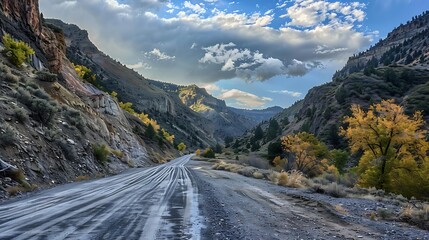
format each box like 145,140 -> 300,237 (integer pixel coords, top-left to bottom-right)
334,204 -> 349,215
6,184 -> 37,196
252,171 -> 264,179
323,182 -> 347,198
399,204 -> 429,230
110,149 -> 124,158
269,170 -> 305,188
75,175 -> 91,182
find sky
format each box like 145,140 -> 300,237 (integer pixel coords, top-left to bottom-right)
40,0 -> 427,109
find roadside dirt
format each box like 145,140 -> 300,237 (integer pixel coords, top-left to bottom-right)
190,160 -> 429,240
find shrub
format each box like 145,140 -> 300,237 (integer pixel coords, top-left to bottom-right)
323,182 -> 347,198
0,123 -> 17,146
111,149 -> 124,158
36,71 -> 57,82
252,171 -> 264,179
16,87 -> 32,106
2,34 -> 35,67
399,204 -> 429,230
1,72 -> 19,84
64,108 -> 86,132
13,107 -> 28,123
30,99 -> 57,125
271,170 -> 305,188
93,144 -> 110,163
202,148 -> 215,158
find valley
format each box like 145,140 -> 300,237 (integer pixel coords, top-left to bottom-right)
0,0 -> 428,239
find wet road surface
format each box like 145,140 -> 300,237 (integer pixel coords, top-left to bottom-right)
0,155 -> 201,240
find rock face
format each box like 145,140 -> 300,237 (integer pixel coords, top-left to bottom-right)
150,81 -> 282,140
46,19 -> 233,147
0,0 -> 179,197
0,0 -> 64,73
0,0 -> 42,36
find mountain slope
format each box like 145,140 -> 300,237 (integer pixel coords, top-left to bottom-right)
45,19 -> 220,147
0,0 -> 179,197
234,11 -> 429,155
149,80 -> 282,138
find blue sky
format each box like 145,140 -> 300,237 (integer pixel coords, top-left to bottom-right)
40,0 -> 427,109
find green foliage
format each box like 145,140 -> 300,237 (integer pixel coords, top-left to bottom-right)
253,125 -> 264,141
214,143 -> 222,153
202,148 -> 215,158
13,108 -> 28,123
267,140 -> 283,160
335,86 -> 347,104
30,99 -> 57,125
250,142 -> 260,152
1,72 -> 19,84
383,69 -> 398,83
92,144 -> 110,163
0,123 -> 17,146
177,142 -> 186,152
329,149 -> 349,173
64,108 -> 86,133
224,136 -> 233,147
145,123 -> 156,140
265,119 -> 280,142
2,34 -> 35,67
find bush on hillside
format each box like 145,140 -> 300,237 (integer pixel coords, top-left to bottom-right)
2,34 -> 35,67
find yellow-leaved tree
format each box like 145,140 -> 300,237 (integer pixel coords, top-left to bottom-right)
281,132 -> 330,177
341,99 -> 429,199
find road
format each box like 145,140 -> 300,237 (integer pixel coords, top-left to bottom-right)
0,155 -> 201,240
0,155 -> 428,240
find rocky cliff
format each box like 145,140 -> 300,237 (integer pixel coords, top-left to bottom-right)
0,0 -> 178,199
45,19 -> 271,146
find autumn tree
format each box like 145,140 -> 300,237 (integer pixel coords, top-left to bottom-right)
177,142 -> 186,152
281,132 -> 330,177
2,34 -> 34,67
195,149 -> 201,156
341,100 -> 429,199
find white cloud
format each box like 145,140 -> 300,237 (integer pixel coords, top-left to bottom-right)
200,43 -> 320,81
201,83 -> 220,93
126,61 -> 152,70
184,1 -> 206,15
40,0 -> 371,84
146,48 -> 176,61
270,89 -> 302,97
285,0 -> 366,27
219,89 -> 272,108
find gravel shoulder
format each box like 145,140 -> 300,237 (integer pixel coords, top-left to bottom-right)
189,160 -> 429,240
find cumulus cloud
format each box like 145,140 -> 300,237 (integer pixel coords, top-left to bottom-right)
219,89 -> 272,108
184,1 -> 206,15
146,48 -> 176,60
285,0 -> 366,27
270,89 -> 302,97
39,0 -> 371,84
126,61 -> 152,69
200,43 -> 320,81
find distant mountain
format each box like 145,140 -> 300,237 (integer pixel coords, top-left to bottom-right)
148,80 -> 281,139
228,106 -> 283,124
233,11 -> 429,154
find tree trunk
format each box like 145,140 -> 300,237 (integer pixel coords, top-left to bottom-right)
378,156 -> 387,190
